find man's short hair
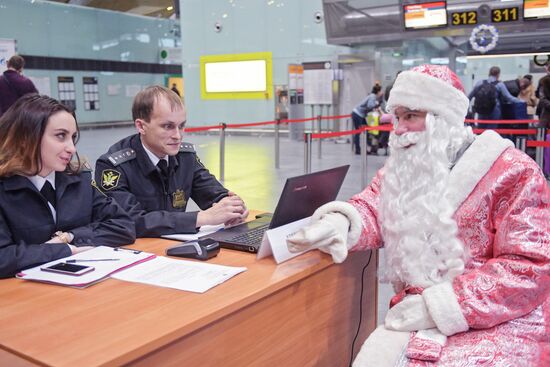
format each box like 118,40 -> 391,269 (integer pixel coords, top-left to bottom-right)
489,66 -> 500,77
132,85 -> 183,122
7,55 -> 24,71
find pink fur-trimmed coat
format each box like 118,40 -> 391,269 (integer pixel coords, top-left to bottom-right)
350,131 -> 550,366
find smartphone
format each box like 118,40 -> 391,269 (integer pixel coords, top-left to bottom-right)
40,262 -> 95,276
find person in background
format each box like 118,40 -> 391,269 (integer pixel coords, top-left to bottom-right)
170,83 -> 181,97
537,76 -> 550,179
0,55 -> 38,117
468,66 -> 523,130
519,74 -> 538,119
95,86 -> 248,238
503,76 -> 530,98
0,94 -> 136,278
287,65 -> 549,366
535,63 -> 550,104
351,84 -> 383,155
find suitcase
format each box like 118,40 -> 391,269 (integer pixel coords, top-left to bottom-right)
501,101 -> 528,120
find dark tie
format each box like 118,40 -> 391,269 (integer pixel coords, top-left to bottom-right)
157,160 -> 169,186
40,181 -> 56,209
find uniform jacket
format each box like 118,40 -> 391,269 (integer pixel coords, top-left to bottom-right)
350,131 -> 550,366
0,171 -> 136,278
0,70 -> 38,116
95,134 -> 228,237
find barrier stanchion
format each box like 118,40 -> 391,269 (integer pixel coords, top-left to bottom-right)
219,123 -> 226,182
317,114 -> 322,159
515,136 -> 527,152
304,133 -> 312,174
535,127 -> 546,169
275,118 -> 280,169
361,130 -> 368,189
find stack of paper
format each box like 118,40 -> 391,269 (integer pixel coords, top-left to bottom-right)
17,246 -> 155,288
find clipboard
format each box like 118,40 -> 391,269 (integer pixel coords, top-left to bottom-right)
16,246 -> 156,288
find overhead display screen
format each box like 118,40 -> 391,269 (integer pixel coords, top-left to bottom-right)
523,0 -> 550,20
404,1 -> 448,30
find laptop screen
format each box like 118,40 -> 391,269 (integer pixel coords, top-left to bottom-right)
269,165 -> 350,229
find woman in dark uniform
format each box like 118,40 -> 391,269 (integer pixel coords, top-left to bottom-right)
0,94 -> 135,278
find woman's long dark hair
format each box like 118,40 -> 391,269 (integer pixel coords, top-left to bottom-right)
0,94 -> 81,177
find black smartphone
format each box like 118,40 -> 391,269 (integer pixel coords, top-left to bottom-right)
40,262 -> 95,276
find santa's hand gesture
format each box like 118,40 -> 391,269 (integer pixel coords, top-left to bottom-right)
286,201 -> 362,263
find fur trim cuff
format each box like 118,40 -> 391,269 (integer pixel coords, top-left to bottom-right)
352,325 -> 410,367
423,282 -> 469,336
312,201 -> 362,249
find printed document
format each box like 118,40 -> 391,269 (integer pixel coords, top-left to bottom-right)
112,256 -> 246,293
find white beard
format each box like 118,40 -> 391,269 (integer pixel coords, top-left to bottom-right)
379,113 -> 472,291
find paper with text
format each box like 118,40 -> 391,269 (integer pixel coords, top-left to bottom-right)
111,256 -> 247,293
256,217 -> 311,264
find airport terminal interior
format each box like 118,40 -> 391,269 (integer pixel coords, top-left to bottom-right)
1,0 -> 549,366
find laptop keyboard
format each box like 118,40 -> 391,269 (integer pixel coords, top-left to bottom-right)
228,224 -> 269,245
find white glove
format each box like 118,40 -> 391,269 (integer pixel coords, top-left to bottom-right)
287,212 -> 350,263
385,294 -> 436,331
286,201 -> 363,263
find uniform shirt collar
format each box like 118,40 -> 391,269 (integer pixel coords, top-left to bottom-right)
140,138 -> 169,168
27,171 -> 56,191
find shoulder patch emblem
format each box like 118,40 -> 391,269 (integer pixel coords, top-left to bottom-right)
179,142 -> 196,153
101,169 -> 121,190
107,148 -> 136,166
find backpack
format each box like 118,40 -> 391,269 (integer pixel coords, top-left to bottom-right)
473,80 -> 498,115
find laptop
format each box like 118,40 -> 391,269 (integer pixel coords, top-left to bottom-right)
202,165 -> 350,253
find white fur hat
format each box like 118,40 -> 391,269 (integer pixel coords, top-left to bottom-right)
387,64 -> 470,125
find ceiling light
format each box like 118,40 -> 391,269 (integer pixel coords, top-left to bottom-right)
167,6 -> 173,11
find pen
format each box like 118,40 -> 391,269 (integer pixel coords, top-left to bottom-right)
66,259 -> 120,263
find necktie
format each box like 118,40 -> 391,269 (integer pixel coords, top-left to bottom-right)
157,160 -> 169,177
40,181 -> 56,209
157,160 -> 169,187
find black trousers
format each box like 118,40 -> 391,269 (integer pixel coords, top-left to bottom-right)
351,112 -> 365,154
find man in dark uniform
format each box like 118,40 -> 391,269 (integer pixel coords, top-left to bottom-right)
95,86 -> 248,237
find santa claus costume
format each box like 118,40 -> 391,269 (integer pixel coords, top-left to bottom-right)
290,65 -> 549,366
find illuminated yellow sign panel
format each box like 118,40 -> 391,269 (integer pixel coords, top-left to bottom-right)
200,52 -> 273,100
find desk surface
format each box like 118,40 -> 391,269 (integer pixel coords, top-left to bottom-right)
0,230 -> 377,366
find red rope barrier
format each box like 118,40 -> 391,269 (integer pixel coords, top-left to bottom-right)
309,125 -> 393,139
311,128 -> 364,139
322,114 -> 352,120
472,128 -> 537,135
185,124 -> 222,132
281,117 -> 318,124
182,114 -> 543,136
465,119 -> 538,125
526,140 -> 550,148
226,120 -> 276,129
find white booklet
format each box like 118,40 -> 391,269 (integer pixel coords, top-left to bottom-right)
111,256 -> 247,293
16,246 -> 155,288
